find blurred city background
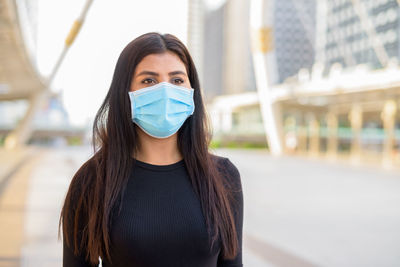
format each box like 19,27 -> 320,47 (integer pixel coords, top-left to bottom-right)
0,0 -> 399,266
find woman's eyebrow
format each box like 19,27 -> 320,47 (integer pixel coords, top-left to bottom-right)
136,70 -> 186,77
168,71 -> 186,76
136,71 -> 159,77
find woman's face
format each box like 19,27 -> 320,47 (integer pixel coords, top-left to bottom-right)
130,51 -> 191,92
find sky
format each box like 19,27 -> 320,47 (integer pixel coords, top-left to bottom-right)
37,0 -> 190,126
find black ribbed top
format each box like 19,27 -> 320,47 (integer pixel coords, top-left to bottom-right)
63,155 -> 243,267
132,158 -> 186,171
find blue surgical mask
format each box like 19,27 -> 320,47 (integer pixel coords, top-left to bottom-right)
128,82 -> 195,138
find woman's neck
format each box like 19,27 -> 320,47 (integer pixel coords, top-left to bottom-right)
134,127 -> 183,165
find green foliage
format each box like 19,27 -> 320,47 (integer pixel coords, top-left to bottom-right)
209,139 -> 222,148
68,137 -> 83,146
209,138 -> 267,149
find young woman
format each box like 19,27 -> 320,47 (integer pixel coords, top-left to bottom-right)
60,32 -> 243,267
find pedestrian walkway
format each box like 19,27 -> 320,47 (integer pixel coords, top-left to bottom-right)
0,146 -> 92,267
0,147 -> 36,196
216,148 -> 400,267
0,147 -> 39,267
1,146 -> 399,266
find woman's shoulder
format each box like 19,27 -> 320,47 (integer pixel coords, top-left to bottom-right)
210,154 -> 241,187
67,156 -> 97,201
210,153 -> 239,172
210,153 -> 243,211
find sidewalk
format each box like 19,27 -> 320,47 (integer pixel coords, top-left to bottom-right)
216,148 -> 400,267
0,147 -> 36,195
1,146 -> 399,266
0,146 -> 92,267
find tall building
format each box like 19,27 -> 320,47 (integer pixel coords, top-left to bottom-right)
202,0 -> 317,102
203,5 -> 225,102
202,0 -> 256,103
316,0 -> 399,72
273,0 -> 316,83
222,0 -> 255,94
187,0 -> 205,85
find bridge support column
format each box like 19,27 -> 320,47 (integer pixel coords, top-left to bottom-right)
5,90 -> 48,149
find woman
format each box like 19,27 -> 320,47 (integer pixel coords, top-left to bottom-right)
59,32 -> 243,267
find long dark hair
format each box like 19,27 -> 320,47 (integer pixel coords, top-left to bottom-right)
59,32 -> 239,265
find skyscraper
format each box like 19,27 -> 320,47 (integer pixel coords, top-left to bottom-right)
202,4 -> 224,102
202,0 -> 317,101
202,0 -> 256,102
273,0 -> 316,83
316,0 -> 399,71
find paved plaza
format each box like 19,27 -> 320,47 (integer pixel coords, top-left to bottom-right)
0,146 -> 399,266
217,148 -> 400,267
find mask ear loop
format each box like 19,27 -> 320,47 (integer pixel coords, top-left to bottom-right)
190,99 -> 195,116
128,91 -> 136,117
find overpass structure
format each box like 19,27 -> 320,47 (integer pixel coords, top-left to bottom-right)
0,0 -> 92,148
0,0 -> 48,149
0,0 -> 45,101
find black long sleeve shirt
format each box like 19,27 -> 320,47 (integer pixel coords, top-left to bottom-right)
63,156 -> 243,267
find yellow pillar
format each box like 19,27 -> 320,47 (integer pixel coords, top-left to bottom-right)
381,100 -> 397,167
298,124 -> 308,155
308,114 -> 320,157
326,112 -> 338,159
348,104 -> 363,162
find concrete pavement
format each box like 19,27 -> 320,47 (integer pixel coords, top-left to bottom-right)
0,146 -> 92,267
215,148 -> 400,267
0,146 -> 399,266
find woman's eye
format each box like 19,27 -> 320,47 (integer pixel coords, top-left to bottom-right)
142,78 -> 156,84
172,78 -> 184,84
